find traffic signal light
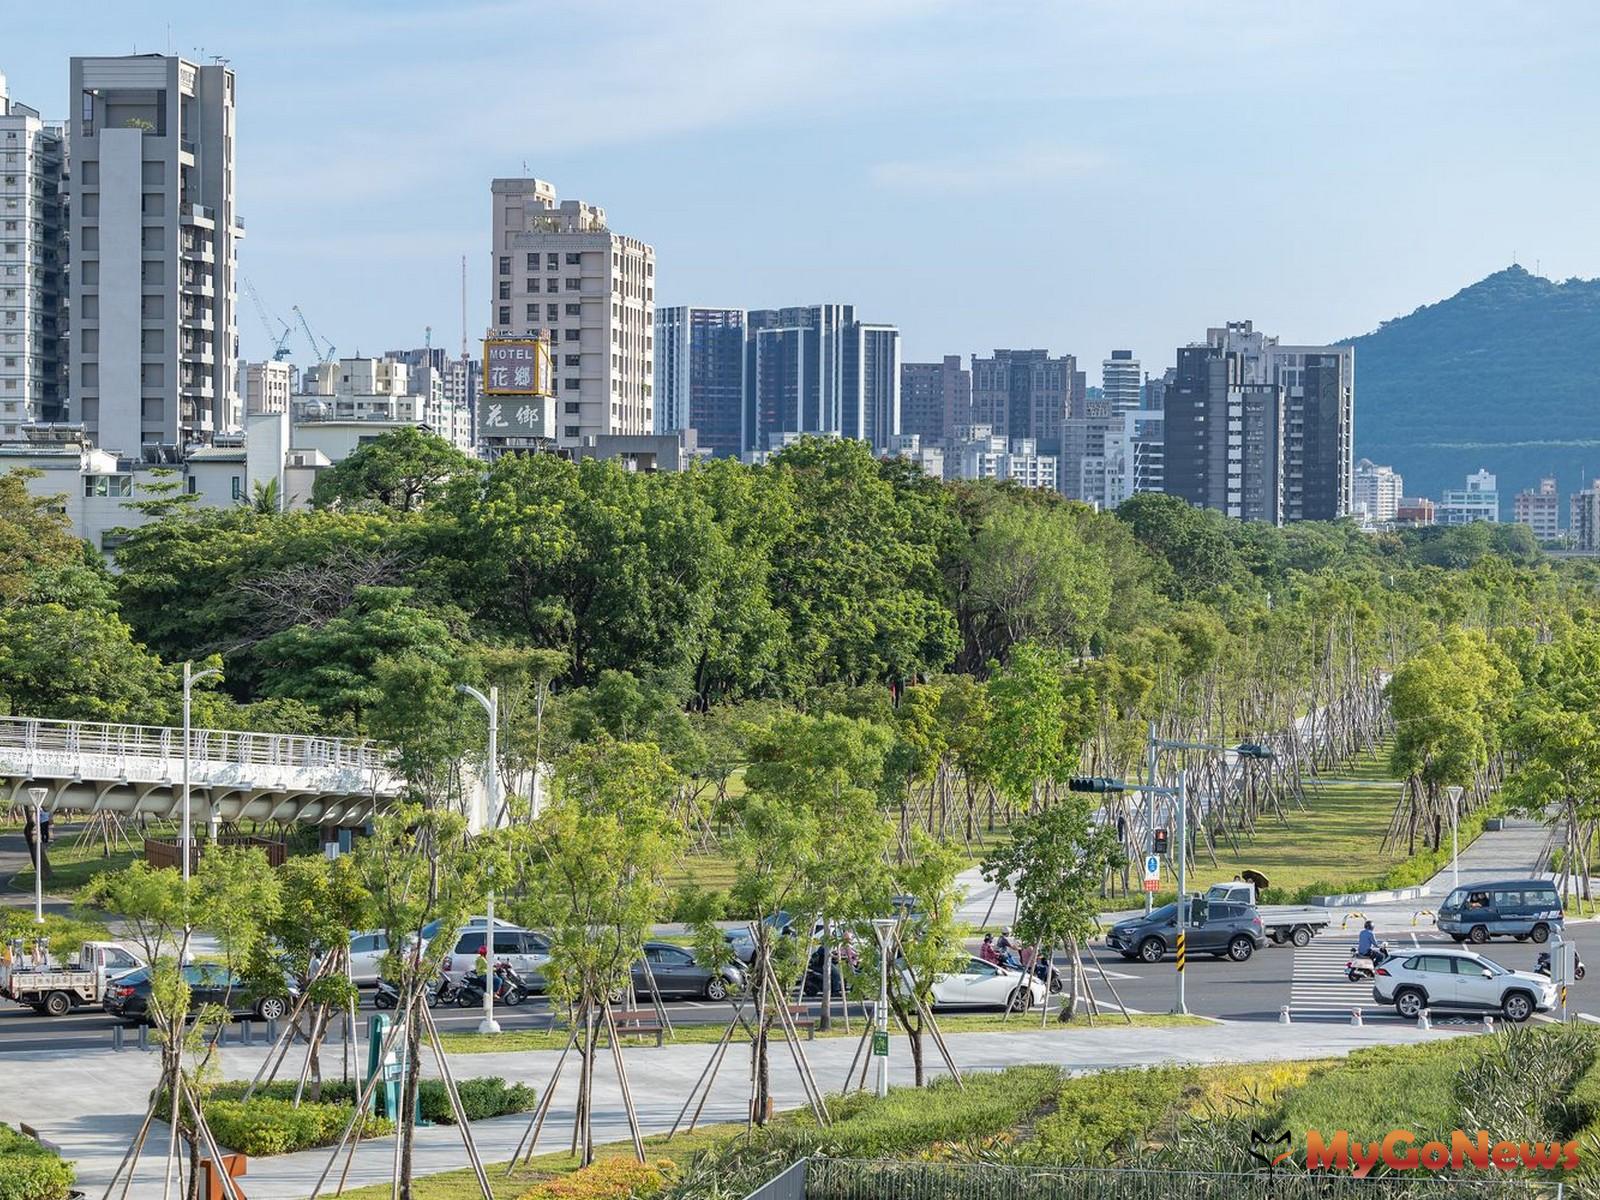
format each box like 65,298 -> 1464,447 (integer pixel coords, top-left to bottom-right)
1152,827 -> 1170,855
1067,776 -> 1125,793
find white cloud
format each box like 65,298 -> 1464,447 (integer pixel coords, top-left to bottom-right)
870,144 -> 1106,193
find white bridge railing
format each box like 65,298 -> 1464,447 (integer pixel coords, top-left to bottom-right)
0,716 -> 389,776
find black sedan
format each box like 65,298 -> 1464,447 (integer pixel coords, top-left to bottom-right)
630,942 -> 744,1001
103,964 -> 293,1024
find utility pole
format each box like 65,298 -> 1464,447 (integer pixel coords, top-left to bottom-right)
1174,769 -> 1188,1015
457,683 -> 501,1035
181,661 -> 222,884
27,786 -> 46,924
1145,721 -> 1158,915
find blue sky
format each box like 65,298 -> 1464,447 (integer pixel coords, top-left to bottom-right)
7,1 -> 1600,372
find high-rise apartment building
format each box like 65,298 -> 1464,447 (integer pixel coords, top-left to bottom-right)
744,304 -> 900,454
0,70 -> 68,436
970,349 -> 1078,452
70,55 -> 240,455
242,359 -> 292,416
1572,480 -> 1600,552
1512,476 -> 1560,541
654,306 -> 745,459
1352,458 -> 1403,524
1102,350 -> 1141,415
1438,469 -> 1499,525
1160,322 -> 1352,524
489,178 -> 654,450
899,355 -> 970,445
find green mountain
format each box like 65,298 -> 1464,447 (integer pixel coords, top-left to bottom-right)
1342,265 -> 1600,515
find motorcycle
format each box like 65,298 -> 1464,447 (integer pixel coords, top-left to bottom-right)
1003,952 -> 1063,994
1344,942 -> 1392,984
1536,950 -> 1586,980
456,960 -> 530,1008
375,971 -> 457,1009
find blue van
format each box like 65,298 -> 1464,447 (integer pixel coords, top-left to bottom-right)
1436,878 -> 1563,944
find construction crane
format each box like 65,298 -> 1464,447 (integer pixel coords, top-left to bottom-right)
291,305 -> 337,364
242,276 -> 295,361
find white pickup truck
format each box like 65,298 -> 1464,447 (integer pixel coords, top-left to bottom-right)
1204,882 -> 1332,947
0,940 -> 144,1016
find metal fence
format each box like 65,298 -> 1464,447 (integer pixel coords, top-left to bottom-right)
797,1159 -> 1569,1200
0,716 -> 389,773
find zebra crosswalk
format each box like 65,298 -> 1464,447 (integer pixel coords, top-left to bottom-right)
1289,939 -> 1383,1011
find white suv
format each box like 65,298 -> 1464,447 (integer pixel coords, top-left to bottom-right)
1374,948 -> 1555,1022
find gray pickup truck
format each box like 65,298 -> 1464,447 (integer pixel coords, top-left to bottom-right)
1104,896 -> 1267,963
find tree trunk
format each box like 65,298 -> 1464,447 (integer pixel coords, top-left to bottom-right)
399,1006 -> 421,1199
1061,941 -> 1079,1022
908,1024 -> 925,1087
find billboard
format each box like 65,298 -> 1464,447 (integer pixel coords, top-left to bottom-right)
481,338 -> 554,439
483,338 -> 550,396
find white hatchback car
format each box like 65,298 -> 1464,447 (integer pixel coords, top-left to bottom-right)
1373,948 -> 1556,1022
920,956 -> 1048,1012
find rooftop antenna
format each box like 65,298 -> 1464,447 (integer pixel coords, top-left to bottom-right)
460,255 -> 468,359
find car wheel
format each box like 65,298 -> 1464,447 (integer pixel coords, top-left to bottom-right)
1449,934 -> 1466,943
456,989 -> 478,1008
1227,936 -> 1255,962
1138,937 -> 1165,964
255,996 -> 288,1021
1394,987 -> 1427,1019
43,991 -> 71,1017
1501,991 -> 1534,1023
1531,923 -> 1551,944
1467,925 -> 1489,944
1514,934 -> 1528,942
1291,927 -> 1313,948
607,985 -> 627,1005
705,977 -> 729,1001
1119,952 -> 1138,962
1007,987 -> 1032,1013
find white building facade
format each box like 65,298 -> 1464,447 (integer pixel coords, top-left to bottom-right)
1352,458 -> 1403,525
1438,468 -> 1499,525
489,178 -> 654,451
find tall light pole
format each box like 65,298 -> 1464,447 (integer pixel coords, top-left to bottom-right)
181,661 -> 223,884
869,918 -> 897,1098
27,786 -> 46,924
457,683 -> 501,1035
1446,785 -> 1464,891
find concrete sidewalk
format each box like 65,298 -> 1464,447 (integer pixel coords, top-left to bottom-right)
1,1016 -> 1470,1199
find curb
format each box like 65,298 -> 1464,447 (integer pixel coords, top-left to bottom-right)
1308,885 -> 1432,906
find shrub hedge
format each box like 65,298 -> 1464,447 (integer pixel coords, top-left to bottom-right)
518,1157 -> 677,1199
0,1124 -> 73,1200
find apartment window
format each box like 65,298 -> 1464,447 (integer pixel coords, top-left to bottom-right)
564,329 -> 580,342
563,425 -> 579,438
141,193 -> 164,216
498,256 -> 510,276
565,277 -> 579,291
525,304 -> 537,321
142,161 -> 165,185
497,281 -> 510,300
525,277 -> 536,292
563,354 -> 580,367
141,364 -> 164,387
81,328 -> 98,353
142,260 -> 165,285
142,226 -> 164,251
545,253 -> 558,269
498,306 -> 510,325
79,161 -> 98,185
525,253 -> 538,270
80,363 -> 98,386
546,304 -> 559,321
82,261 -> 98,285
564,377 -> 579,390
141,295 -> 164,320
80,193 -> 99,218
230,475 -> 243,501
564,303 -> 580,316
565,252 -> 581,265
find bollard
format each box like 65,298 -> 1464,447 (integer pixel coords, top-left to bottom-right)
240,1019 -> 253,1046
1279,1006 -> 1292,1025
1418,1009 -> 1431,1030
137,1024 -> 148,1051
1350,1007 -> 1363,1026
266,1017 -> 278,1045
216,1023 -> 228,1047
1483,1014 -> 1495,1033
112,1024 -> 123,1052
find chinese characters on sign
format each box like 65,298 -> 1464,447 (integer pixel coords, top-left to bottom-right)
481,338 -> 554,439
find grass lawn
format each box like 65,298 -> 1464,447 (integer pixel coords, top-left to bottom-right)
436,1011 -> 1207,1055
6,843 -> 140,898
1177,739 -> 1432,898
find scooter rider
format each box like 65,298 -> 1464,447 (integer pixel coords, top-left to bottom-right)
1356,920 -> 1377,959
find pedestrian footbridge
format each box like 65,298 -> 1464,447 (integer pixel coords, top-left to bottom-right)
0,716 -> 400,827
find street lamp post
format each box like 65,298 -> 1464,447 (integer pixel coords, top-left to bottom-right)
1446,785 -> 1464,891
869,918 -> 897,1098
27,786 -> 46,924
457,683 -> 501,1035
181,661 -> 223,884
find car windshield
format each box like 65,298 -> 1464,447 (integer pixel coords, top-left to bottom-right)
117,967 -> 151,985
1145,903 -> 1177,922
1444,889 -> 1468,909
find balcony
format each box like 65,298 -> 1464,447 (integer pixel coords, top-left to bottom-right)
180,306 -> 215,331
180,203 -> 215,229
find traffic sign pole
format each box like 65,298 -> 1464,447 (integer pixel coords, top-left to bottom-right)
1175,771 -> 1188,1015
